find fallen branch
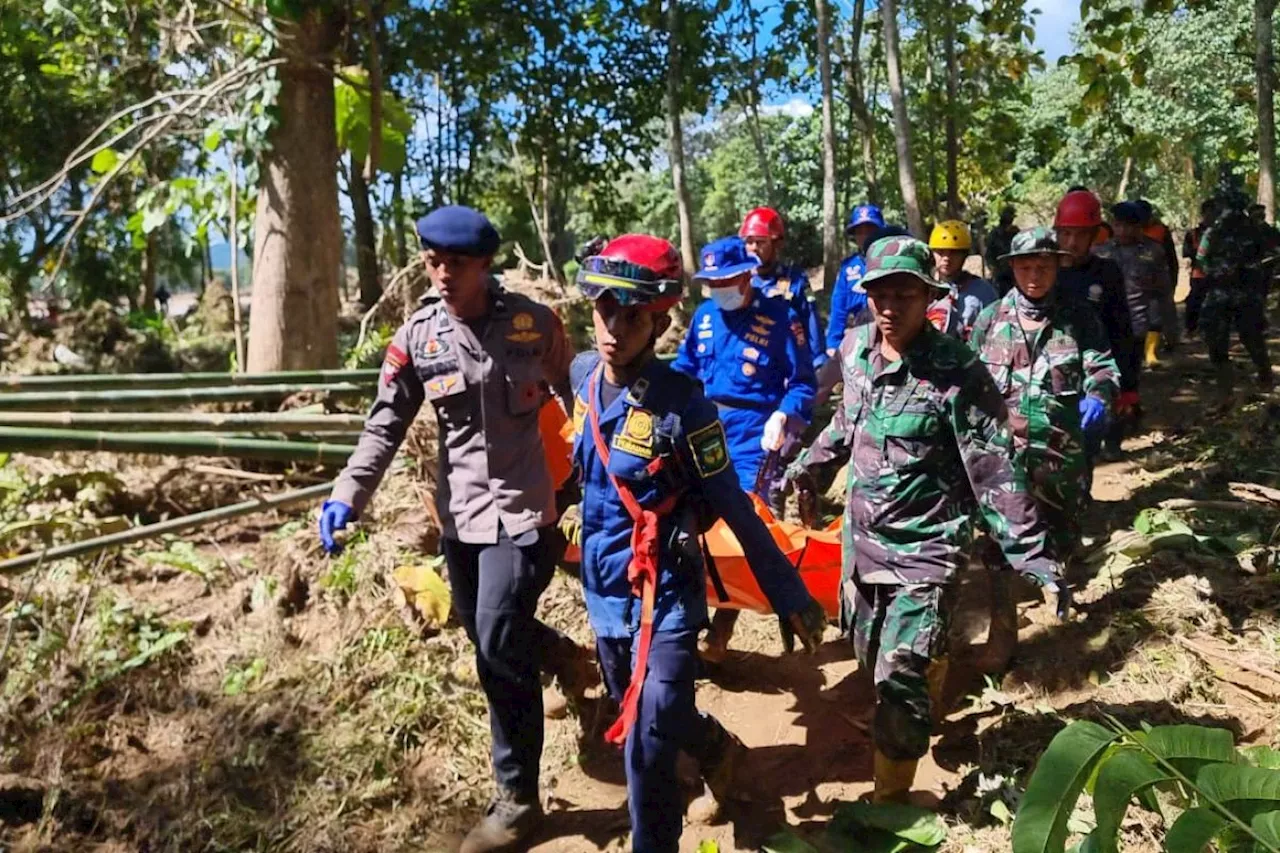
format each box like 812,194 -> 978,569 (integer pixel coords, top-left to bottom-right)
1173,634 -> 1280,687
355,255 -> 426,350
1229,481 -> 1280,507
1157,498 -> 1269,512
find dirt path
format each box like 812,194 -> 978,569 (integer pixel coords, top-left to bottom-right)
521,330 -> 1275,852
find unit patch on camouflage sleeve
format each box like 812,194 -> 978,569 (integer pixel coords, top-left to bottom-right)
612,407 -> 655,458
382,344 -> 409,385
687,422 -> 729,478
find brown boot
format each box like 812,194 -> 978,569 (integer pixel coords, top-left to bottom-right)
688,719 -> 750,823
977,571 -> 1019,674
872,750 -> 919,804
697,609 -> 741,665
541,634 -> 597,719
459,787 -> 542,853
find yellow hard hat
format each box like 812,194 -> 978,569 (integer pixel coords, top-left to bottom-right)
928,220 -> 972,251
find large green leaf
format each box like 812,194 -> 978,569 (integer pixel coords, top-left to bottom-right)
1252,810 -> 1280,849
830,801 -> 946,847
1144,725 -> 1237,779
1196,764 -> 1280,806
1088,749 -> 1172,853
1165,808 -> 1225,853
334,67 -> 414,174
1013,721 -> 1120,853
1243,747 -> 1280,770
761,830 -> 820,853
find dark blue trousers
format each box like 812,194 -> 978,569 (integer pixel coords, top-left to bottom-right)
597,629 -> 717,853
444,526 -> 557,799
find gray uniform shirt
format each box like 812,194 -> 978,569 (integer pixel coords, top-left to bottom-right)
331,280 -> 573,544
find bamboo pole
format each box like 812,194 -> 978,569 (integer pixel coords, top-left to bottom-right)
0,411 -> 365,433
0,369 -> 379,391
0,426 -> 355,463
0,383 -> 370,410
0,481 -> 334,576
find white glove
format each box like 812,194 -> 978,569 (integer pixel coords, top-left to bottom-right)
761,411 -> 788,452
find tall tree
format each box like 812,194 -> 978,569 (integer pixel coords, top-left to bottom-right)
666,0 -> 699,279
1257,0 -> 1277,221
247,6 -> 344,371
815,0 -> 840,284
843,0 -> 880,205
882,0 -> 925,234
943,0 -> 960,216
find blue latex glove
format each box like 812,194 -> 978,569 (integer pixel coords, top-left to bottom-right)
1079,396 -> 1106,435
319,500 -> 354,555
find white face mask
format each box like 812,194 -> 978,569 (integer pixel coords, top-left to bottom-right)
709,286 -> 748,312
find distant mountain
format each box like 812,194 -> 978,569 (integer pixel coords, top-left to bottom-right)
209,242 -> 250,272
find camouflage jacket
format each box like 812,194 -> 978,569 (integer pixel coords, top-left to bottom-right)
1093,237 -> 1170,337
788,322 -> 1060,587
1196,210 -> 1275,292
970,290 -> 1119,491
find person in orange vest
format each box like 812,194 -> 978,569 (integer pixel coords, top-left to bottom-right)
1135,199 -> 1181,352
561,234 -> 826,851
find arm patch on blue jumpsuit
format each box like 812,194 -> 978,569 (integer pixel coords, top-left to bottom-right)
687,422 -> 730,478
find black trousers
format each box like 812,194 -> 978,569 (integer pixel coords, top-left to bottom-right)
443,525 -> 558,798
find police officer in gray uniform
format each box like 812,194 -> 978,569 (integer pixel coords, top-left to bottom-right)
319,205 -> 576,852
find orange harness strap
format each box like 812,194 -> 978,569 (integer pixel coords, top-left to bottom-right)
587,367 -> 677,745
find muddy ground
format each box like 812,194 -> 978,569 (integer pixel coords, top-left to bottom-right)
0,321 -> 1278,852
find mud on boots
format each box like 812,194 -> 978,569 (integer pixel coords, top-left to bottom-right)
566,234 -> 826,852
785,236 -> 1069,806
671,236 -> 818,665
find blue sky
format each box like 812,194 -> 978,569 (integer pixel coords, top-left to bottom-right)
1033,0 -> 1080,64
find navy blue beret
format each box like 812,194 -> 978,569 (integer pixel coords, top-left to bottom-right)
415,206 -> 500,257
1110,201 -> 1145,224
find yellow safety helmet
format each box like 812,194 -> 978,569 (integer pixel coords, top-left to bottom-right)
928,219 -> 973,251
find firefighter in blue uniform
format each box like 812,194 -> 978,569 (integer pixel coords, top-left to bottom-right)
741,206 -> 826,369
558,233 -> 826,853
826,203 -> 885,357
671,235 -> 817,662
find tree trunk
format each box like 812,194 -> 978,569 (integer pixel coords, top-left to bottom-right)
844,0 -> 880,206
815,0 -> 840,285
922,13 -> 939,219
1257,0 -> 1277,222
138,231 -> 157,312
666,0 -> 699,289
229,152 -> 246,372
743,0 -> 775,205
392,169 -> 408,268
943,0 -> 960,217
349,152 -> 382,308
882,0 -> 924,235
247,8 -> 343,372
1116,154 -> 1133,201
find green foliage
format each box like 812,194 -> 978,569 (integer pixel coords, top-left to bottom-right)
764,801 -> 947,852
139,538 -> 218,582
1012,719 -> 1280,853
222,656 -> 267,696
334,68 -> 413,174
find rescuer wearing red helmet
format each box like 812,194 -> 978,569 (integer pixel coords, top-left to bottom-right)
1054,189 -> 1139,462
740,207 -> 827,370
560,234 -> 826,851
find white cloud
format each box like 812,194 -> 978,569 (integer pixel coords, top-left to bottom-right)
760,97 -> 815,118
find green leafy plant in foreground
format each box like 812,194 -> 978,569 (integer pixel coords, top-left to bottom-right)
764,800 -> 947,852
1012,717 -> 1280,852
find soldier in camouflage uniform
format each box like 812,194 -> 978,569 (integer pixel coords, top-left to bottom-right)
1196,192 -> 1276,400
969,228 -> 1118,672
785,236 -> 1066,804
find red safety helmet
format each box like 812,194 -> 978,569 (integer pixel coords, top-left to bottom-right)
1055,190 -> 1103,228
739,206 -> 786,240
575,233 -> 684,312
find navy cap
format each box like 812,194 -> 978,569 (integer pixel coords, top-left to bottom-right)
693,236 -> 757,282
415,205 -> 500,257
1111,201 -> 1145,224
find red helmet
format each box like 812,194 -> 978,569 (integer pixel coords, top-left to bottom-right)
739,207 -> 785,240
575,233 -> 684,312
1055,190 -> 1103,228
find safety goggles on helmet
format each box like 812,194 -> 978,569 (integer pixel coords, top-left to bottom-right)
576,255 -> 682,305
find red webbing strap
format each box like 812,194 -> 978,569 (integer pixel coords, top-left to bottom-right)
587,366 -> 675,745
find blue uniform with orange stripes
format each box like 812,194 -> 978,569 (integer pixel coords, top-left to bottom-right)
670,292 -> 816,498
752,263 -> 826,369
569,351 -> 812,852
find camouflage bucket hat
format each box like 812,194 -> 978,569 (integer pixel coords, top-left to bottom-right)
999,225 -> 1071,261
861,235 -> 948,293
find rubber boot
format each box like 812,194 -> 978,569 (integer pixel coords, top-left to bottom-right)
698,609 -> 740,665
688,716 -> 750,824
872,750 -> 919,804
977,571 -> 1019,675
541,633 -> 597,720
1144,331 -> 1162,368
460,787 -> 543,853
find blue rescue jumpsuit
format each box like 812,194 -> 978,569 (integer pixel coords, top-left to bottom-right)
570,352 -> 812,853
826,253 -> 868,354
670,292 -> 816,499
752,263 -> 826,369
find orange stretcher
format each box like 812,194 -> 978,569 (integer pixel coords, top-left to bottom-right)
549,399 -> 844,618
